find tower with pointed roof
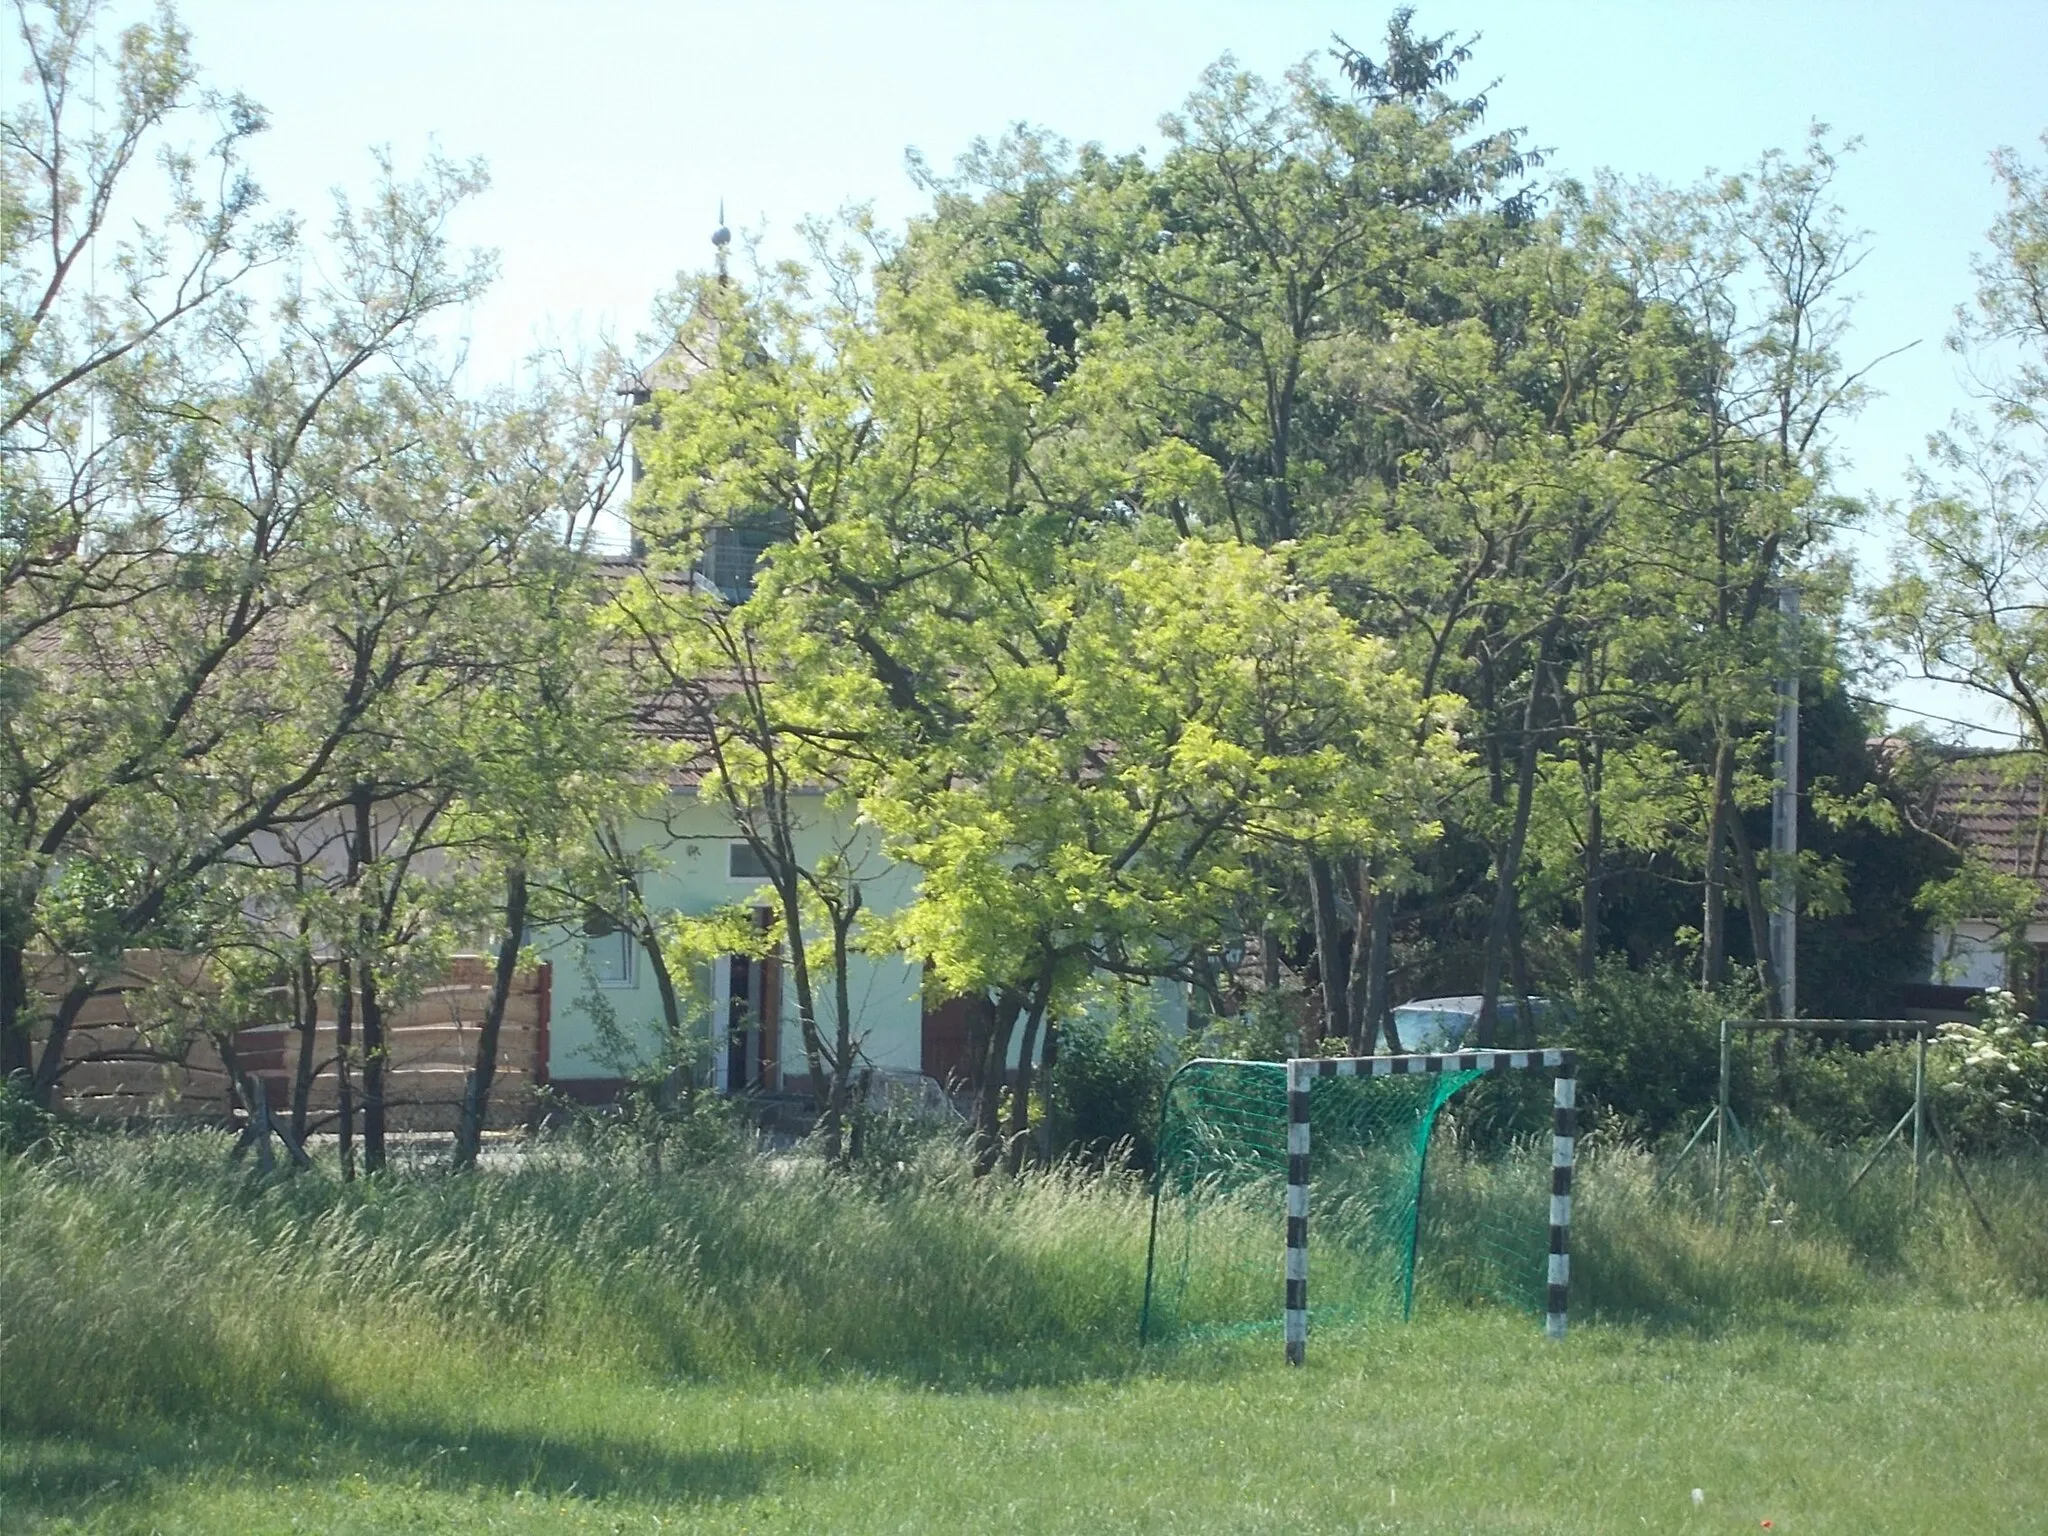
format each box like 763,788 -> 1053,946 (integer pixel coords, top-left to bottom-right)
623,213 -> 782,597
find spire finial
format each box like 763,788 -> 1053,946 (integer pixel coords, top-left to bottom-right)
712,199 -> 731,284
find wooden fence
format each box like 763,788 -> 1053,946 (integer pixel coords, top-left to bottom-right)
30,951 -> 550,1132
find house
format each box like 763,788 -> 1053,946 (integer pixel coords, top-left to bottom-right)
1898,750 -> 2048,1017
532,552 -> 1189,1103
533,713 -> 1190,1102
537,786 -> 931,1101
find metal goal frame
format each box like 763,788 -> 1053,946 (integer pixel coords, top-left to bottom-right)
1283,1049 -> 1578,1365
1659,1018 -> 1996,1238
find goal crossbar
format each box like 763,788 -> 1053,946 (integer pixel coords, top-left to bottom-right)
1284,1049 -> 1577,1365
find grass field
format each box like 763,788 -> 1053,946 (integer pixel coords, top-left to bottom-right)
3,1133 -> 2045,1533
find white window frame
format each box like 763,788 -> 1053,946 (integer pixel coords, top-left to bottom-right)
581,913 -> 638,989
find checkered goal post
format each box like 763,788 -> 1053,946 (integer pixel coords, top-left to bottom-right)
1140,1050 -> 1576,1362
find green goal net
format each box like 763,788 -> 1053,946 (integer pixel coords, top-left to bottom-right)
1139,1055 -> 1565,1345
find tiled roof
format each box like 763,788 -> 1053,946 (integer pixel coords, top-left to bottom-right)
10,548 -> 820,796
1921,751 -> 2048,916
590,559 -> 749,786
624,311 -> 721,397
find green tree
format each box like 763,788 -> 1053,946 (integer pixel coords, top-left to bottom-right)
0,136 -> 503,1111
0,2 -> 646,1137
1871,135 -> 2048,1004
632,229 -> 1461,1167
1,0 -> 289,1083
1594,131 -> 1882,1002
627,254 -> 1044,1160
1875,135 -> 2048,748
907,20 -> 1550,1047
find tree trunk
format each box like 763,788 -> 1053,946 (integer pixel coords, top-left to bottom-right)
1036,1015 -> 1063,1164
971,990 -> 1021,1175
1476,868 -> 1519,1048
352,791 -> 386,1175
1306,853 -> 1350,1048
822,906 -> 860,1167
1726,809 -> 1782,1013
1344,861 -> 1377,1053
1702,739 -> 1733,989
217,1030 -> 250,1146
335,957 -> 356,1181
28,980 -> 91,1110
1509,914 -> 1538,1047
640,928 -> 693,1108
1477,661 -> 1550,1048
358,959 -> 386,1175
768,872 -> 832,1128
1004,1006 -> 1043,1176
1363,881 -> 1398,1053
290,943 -> 321,1144
1579,738 -> 1603,985
962,989 -> 995,1153
455,863 -> 527,1171
0,911 -> 32,1083
1002,970 -> 1055,1177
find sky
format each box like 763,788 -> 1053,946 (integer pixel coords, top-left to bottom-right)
12,1 -> 2048,739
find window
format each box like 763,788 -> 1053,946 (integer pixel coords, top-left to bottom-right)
582,907 -> 636,987
1930,930 -> 2006,990
698,523 -> 779,602
728,841 -> 770,880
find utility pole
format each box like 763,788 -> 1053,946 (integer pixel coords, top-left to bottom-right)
1769,584 -> 1800,1018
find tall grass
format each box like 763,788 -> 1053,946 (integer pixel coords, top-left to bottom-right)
2,1128 -> 2044,1445
0,1134 -> 1158,1438
1422,1137 -> 2048,1330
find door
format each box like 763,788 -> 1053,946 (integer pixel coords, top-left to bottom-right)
714,906 -> 782,1094
920,965 -> 973,1089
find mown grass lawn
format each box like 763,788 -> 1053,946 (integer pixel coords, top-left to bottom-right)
6,1302 -> 2044,1534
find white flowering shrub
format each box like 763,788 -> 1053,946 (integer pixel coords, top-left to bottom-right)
1936,987 -> 2048,1148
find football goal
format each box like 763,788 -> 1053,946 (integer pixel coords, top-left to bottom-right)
1139,1050 -> 1576,1364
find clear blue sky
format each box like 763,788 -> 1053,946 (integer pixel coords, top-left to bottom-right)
20,1 -> 2048,736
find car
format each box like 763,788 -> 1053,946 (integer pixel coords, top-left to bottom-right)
1389,994 -> 1557,1053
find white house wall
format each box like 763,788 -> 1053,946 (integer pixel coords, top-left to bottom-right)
543,787 -> 1194,1086
544,788 -> 923,1083
1924,919 -> 2048,992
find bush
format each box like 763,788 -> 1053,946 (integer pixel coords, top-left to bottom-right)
1562,960 -> 1756,1141
0,1075 -> 61,1159
1760,1034 -> 1919,1143
1564,962 -> 1933,1147
1047,995 -> 1174,1168
845,1074 -> 969,1173
1937,987 -> 2048,1150
1181,989 -> 1302,1063
542,1078 -> 753,1173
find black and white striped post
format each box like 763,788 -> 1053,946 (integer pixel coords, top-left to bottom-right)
1547,1054 -> 1576,1341
1282,1049 -> 1577,1365
1284,1058 -> 1312,1365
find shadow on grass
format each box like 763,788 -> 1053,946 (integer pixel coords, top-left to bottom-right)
1578,1297 -> 1851,1343
0,1396 -> 829,1524
1568,1230 -> 1859,1342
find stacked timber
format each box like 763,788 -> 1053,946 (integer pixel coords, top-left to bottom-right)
29,951 -> 250,1121
30,953 -> 550,1132
234,959 -> 550,1132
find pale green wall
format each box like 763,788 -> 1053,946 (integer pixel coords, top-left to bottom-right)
542,787 -> 1191,1085
543,789 -> 923,1083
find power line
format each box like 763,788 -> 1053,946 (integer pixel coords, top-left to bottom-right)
1846,692 -> 2031,743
